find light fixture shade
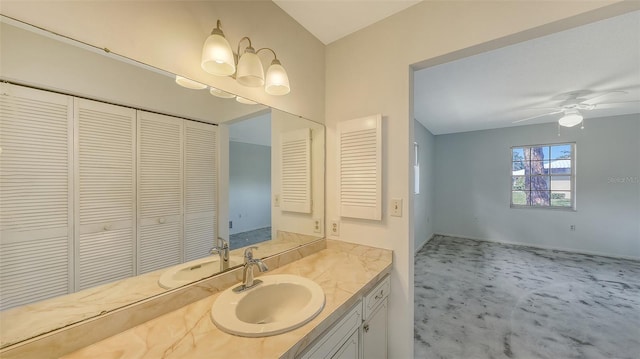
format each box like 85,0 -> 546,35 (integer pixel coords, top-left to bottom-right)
201,29 -> 236,76
235,96 -> 258,105
175,76 -> 207,90
236,49 -> 265,87
558,110 -> 583,127
265,59 -> 290,95
209,87 -> 235,99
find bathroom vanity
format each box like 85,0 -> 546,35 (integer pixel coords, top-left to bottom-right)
49,240 -> 392,359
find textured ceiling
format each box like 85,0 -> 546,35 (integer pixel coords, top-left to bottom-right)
413,10 -> 640,135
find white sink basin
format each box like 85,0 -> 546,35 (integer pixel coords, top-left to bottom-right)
158,255 -> 243,289
211,274 -> 325,337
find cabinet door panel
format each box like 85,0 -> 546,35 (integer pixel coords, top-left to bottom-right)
332,330 -> 358,359
362,299 -> 387,359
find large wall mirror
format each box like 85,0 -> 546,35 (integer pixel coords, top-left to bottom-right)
0,16 -> 324,348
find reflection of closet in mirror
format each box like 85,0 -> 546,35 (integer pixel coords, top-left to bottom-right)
227,112 -> 272,250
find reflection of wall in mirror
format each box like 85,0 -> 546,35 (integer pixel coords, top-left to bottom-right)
272,110 -> 325,237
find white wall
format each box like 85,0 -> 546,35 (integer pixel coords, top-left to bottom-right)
413,120 -> 436,251
228,141 -> 271,235
434,114 -> 640,259
325,2 -> 634,357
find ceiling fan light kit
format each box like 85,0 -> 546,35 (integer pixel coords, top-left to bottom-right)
558,109 -> 583,127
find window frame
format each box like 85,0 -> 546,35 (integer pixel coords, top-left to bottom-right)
509,142 -> 576,211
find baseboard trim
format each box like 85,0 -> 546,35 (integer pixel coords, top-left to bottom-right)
414,233 -> 436,255
433,232 -> 640,261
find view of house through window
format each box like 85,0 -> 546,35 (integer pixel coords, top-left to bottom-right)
511,143 -> 575,209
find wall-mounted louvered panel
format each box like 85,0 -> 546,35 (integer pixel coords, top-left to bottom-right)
184,121 -> 217,262
137,111 -> 183,273
280,128 -> 312,213
338,115 -> 382,221
0,83 -> 73,310
74,99 -> 136,289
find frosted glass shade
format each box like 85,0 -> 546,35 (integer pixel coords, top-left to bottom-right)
209,87 -> 235,99
265,60 -> 290,95
201,33 -> 236,76
558,111 -> 583,127
235,96 -> 258,105
236,51 -> 265,87
175,76 -> 207,90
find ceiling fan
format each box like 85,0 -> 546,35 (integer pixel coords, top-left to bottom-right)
513,90 -> 637,128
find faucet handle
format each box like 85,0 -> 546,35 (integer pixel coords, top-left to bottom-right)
243,246 -> 259,261
217,237 -> 229,249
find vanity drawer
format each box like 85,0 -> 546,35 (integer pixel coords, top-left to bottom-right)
363,275 -> 390,320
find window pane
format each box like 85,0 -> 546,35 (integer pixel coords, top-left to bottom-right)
512,191 -> 527,205
550,176 -> 571,191
551,191 -> 572,207
512,176 -> 528,190
512,162 -> 525,175
549,159 -> 571,175
531,161 -> 547,174
529,146 -> 546,161
512,148 -> 525,161
531,190 -> 550,206
530,176 -> 549,190
551,144 -> 572,160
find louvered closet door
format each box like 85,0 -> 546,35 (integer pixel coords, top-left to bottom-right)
137,111 -> 183,274
74,99 -> 136,290
184,121 -> 217,262
0,83 -> 73,310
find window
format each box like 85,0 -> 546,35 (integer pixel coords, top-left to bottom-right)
511,143 -> 575,209
414,142 -> 420,194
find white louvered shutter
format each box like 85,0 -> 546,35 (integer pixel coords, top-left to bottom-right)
0,83 -> 73,310
184,121 -> 217,262
280,128 -> 312,213
338,114 -> 382,221
137,111 -> 183,274
74,99 -> 136,290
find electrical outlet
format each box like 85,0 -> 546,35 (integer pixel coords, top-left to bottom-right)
330,220 -> 340,236
391,198 -> 403,217
313,218 -> 322,233
570,224 -> 576,231
274,194 -> 280,207
229,221 -> 232,229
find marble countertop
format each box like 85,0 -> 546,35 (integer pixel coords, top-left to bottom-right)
61,240 -> 392,359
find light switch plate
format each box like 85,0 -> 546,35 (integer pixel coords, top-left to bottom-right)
391,198 -> 402,217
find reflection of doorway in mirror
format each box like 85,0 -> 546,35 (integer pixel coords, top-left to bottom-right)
228,112 -> 272,250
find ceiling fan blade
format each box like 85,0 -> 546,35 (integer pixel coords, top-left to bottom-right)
512,110 -> 563,123
581,90 -> 628,105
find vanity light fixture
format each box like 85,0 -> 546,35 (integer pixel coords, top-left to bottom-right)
201,19 -> 290,96
235,96 -> 258,105
175,76 -> 207,90
558,109 -> 584,128
210,87 -> 236,99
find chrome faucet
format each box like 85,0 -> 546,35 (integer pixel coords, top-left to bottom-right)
210,237 -> 230,272
233,246 -> 268,292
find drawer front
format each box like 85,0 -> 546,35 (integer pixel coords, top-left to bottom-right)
299,300 -> 363,359
363,275 -> 390,320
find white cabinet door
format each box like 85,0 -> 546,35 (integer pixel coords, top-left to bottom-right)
332,330 -> 359,359
137,111 -> 184,274
361,298 -> 388,359
184,121 -> 217,262
0,83 -> 73,310
74,98 -> 136,290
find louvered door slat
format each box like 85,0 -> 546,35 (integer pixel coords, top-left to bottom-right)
338,115 -> 382,220
184,121 -> 217,262
137,111 -> 183,273
280,128 -> 311,213
74,98 -> 136,290
0,83 -> 73,310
